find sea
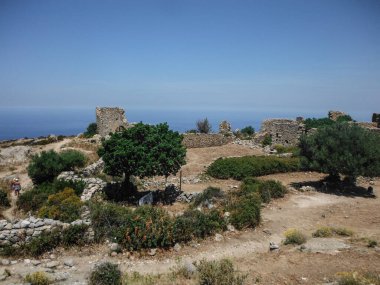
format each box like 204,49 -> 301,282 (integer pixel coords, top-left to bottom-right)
0,107 -> 371,141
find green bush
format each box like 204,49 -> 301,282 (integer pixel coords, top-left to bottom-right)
241,126 -> 255,136
0,190 -> 10,207
28,150 -> 65,184
89,262 -> 122,285
207,155 -> 301,180
61,224 -> 89,247
38,188 -> 83,222
90,202 -> 226,249
300,123 -> 380,183
174,209 -> 226,241
192,187 -> 225,207
283,229 -> 306,245
196,259 -> 247,285
17,179 -> 85,213
304,117 -> 335,131
25,271 -> 52,285
262,134 -> 272,146
229,193 -> 261,230
28,150 -> 87,185
60,150 -> 86,170
272,144 -> 300,155
84,122 -> 98,138
23,230 -> 61,257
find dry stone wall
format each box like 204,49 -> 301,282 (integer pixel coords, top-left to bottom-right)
182,134 -> 233,148
96,107 -> 129,137
260,119 -> 305,146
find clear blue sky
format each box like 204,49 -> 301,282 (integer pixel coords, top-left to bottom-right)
1,0 -> 379,115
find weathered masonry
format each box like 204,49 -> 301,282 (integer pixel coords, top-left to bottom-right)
96,107 -> 129,137
260,119 -> 305,146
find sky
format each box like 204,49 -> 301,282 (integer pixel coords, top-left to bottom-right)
0,0 -> 379,115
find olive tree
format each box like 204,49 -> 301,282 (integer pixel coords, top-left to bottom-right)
299,122 -> 380,183
98,123 -> 186,190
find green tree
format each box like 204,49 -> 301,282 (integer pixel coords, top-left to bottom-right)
196,118 -> 212,133
84,122 -> 97,138
299,122 -> 380,183
98,123 -> 186,188
241,125 -> 255,136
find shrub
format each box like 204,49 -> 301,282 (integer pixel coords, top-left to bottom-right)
304,117 -> 334,131
272,144 -> 300,155
89,262 -> 122,285
22,230 -> 61,257
84,122 -> 98,138
38,188 -> 83,222
25,271 -> 52,285
17,179 -> 85,213
262,134 -> 272,146
312,226 -> 333,238
207,155 -> 301,180
196,118 -> 212,134
196,259 -> 247,285
28,150 -> 87,185
300,123 -> 380,183
283,229 -> 306,245
174,209 -> 227,241
61,224 -> 89,247
28,150 -> 65,184
193,187 -> 225,207
337,271 -> 380,285
333,227 -> 354,237
336,115 -> 353,123
241,126 -> 255,136
367,240 -> 377,248
0,189 -> 10,207
229,193 -> 261,230
60,150 -> 86,170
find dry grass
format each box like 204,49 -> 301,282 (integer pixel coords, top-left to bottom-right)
63,140 -> 100,153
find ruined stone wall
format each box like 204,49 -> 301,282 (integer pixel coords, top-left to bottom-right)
328,110 -> 347,121
260,119 -> 305,146
182,134 -> 233,148
96,107 -> 129,137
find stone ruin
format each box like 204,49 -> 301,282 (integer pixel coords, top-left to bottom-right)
96,107 -> 129,137
260,119 -> 305,146
219,120 -> 232,136
328,110 -> 347,121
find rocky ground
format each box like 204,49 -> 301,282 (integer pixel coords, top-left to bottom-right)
0,137 -> 379,284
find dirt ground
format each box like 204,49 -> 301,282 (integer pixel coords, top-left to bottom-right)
0,138 -> 379,284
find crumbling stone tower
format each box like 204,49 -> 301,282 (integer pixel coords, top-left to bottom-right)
96,107 -> 129,137
261,119 -> 305,146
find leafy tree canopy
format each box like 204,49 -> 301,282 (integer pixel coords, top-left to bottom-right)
299,122 -> 380,182
98,123 -> 186,179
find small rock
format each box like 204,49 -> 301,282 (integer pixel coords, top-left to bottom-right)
369,180 -> 375,185
263,229 -> 271,235
49,254 -> 56,259
45,261 -> 60,268
64,259 -> 75,267
183,261 -> 197,276
10,260 -> 17,265
174,243 -> 181,252
24,259 -> 31,264
269,242 -> 280,251
109,243 -> 121,253
227,224 -> 235,232
111,252 -> 118,257
214,234 -> 224,242
31,260 -> 41,266
148,248 -> 157,256
1,259 -> 10,266
223,212 -> 230,218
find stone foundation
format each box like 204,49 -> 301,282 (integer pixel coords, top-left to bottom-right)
260,119 -> 305,146
182,134 -> 233,148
